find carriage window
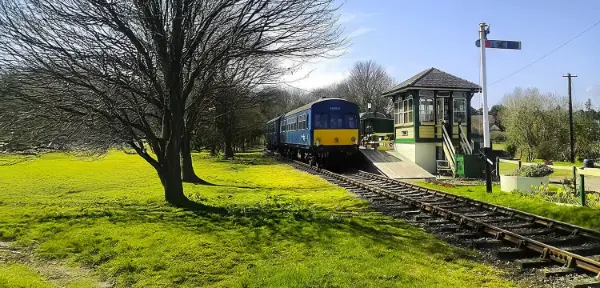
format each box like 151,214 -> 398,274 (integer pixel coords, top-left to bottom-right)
345,114 -> 357,129
330,112 -> 343,129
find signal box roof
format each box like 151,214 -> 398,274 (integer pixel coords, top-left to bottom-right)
382,67 -> 480,96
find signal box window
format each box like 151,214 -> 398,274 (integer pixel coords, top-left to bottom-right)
453,98 -> 466,124
419,97 -> 434,122
402,97 -> 413,124
394,97 -> 412,125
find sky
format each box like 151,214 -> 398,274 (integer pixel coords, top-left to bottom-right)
284,0 -> 600,109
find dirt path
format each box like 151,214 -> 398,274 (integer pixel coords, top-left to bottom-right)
0,241 -> 113,288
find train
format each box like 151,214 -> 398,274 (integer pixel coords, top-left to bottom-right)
265,98 -> 359,167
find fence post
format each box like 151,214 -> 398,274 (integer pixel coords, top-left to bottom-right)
573,166 -> 577,192
495,157 -> 500,178
580,174 -> 585,207
518,160 -> 521,169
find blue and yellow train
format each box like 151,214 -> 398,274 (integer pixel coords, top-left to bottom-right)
265,98 -> 359,167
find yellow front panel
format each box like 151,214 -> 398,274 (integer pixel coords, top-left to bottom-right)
314,129 -> 358,146
419,126 -> 435,138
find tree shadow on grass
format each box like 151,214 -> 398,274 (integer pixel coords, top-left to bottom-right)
26,200 -> 460,261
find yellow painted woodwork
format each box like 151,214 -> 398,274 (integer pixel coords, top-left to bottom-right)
395,127 -> 414,139
419,126 -> 435,138
313,129 -> 358,146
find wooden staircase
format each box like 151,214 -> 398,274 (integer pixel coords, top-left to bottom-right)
439,123 -> 473,177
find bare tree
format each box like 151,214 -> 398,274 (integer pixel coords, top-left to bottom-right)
345,60 -> 394,115
0,0 -> 343,206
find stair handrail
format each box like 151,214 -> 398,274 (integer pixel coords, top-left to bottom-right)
441,121 -> 456,177
441,122 -> 455,158
457,123 -> 473,154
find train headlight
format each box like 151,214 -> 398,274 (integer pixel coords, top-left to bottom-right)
351,136 -> 357,144
316,137 -> 321,146
334,137 -> 339,143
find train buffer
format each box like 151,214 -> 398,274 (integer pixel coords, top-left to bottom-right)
359,149 -> 434,180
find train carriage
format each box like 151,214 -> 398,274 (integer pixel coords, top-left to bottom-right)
265,116 -> 281,151
266,98 -> 359,167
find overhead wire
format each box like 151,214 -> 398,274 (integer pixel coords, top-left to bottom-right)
489,19 -> 600,86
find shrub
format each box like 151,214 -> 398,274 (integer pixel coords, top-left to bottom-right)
508,164 -> 553,177
490,131 -> 506,143
505,143 -> 517,158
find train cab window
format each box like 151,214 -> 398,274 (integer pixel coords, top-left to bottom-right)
345,114 -> 357,129
315,113 -> 328,128
329,112 -> 343,129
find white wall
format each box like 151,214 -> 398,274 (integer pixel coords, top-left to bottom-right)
414,143 -> 437,173
394,143 -> 416,163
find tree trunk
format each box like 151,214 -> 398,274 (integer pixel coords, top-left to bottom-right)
224,138 -> 234,159
162,132 -> 187,205
181,131 -> 211,184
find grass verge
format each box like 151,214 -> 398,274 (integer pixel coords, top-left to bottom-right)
0,151 -> 515,287
416,182 -> 600,231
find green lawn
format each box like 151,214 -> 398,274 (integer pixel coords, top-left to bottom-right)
0,151 -> 514,287
416,182 -> 600,231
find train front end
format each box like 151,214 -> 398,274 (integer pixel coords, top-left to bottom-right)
311,99 -> 359,167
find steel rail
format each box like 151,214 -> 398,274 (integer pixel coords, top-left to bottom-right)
293,161 -> 600,276
356,171 -> 600,241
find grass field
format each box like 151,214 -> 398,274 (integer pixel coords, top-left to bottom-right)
0,151 -> 515,287
416,182 -> 600,231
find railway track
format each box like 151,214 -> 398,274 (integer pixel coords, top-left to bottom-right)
292,160 -> 600,285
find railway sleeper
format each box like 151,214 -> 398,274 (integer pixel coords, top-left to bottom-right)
566,246 -> 600,257
425,219 -> 452,226
568,279 -> 600,288
463,212 -> 497,218
455,232 -> 483,240
470,239 -> 503,249
536,267 -> 577,278
492,248 -> 538,260
496,222 -> 538,229
516,258 -> 554,270
430,225 -> 462,233
515,228 -> 556,236
413,214 -> 435,221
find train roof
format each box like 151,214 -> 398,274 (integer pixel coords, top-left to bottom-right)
266,115 -> 282,124
284,97 -> 353,116
360,112 -> 390,120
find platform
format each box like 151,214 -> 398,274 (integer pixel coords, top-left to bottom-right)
359,149 -> 434,180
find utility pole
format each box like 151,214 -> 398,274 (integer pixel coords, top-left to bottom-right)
563,73 -> 577,163
479,22 -> 492,193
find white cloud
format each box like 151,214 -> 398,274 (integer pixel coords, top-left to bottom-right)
346,27 -> 375,38
338,12 -> 377,24
281,57 -> 352,90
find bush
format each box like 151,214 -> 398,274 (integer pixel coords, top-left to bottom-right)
505,143 -> 517,158
490,131 -> 506,142
508,164 -> 553,177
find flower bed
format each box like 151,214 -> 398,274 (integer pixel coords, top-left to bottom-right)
501,164 -> 553,192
